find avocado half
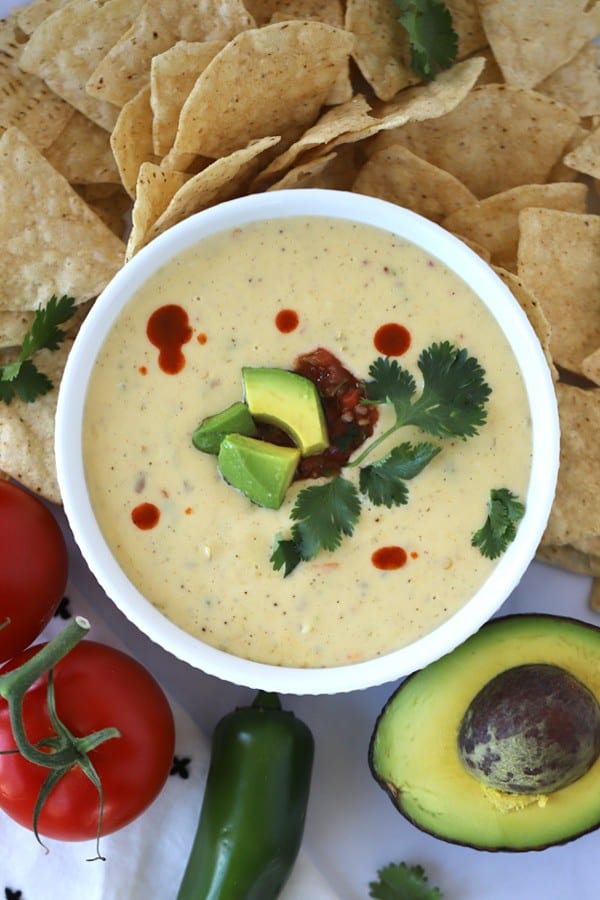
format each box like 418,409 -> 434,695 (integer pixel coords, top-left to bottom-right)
369,614 -> 600,851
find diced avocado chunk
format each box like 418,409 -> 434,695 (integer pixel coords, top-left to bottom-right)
242,367 -> 328,457
218,434 -> 300,509
192,401 -> 258,454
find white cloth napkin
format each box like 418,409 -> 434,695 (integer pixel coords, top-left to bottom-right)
0,583 -> 339,900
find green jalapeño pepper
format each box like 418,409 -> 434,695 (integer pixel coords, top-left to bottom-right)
177,690 -> 314,900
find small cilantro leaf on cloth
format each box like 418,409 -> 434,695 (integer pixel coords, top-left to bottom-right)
0,295 -> 77,404
359,441 -> 441,507
394,0 -> 458,81
471,488 -> 526,559
369,861 -> 443,899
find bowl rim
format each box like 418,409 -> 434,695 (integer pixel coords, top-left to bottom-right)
55,188 -> 560,695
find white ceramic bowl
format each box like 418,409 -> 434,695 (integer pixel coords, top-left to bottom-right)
55,189 -> 559,694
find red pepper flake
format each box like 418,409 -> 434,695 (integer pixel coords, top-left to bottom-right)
372,546 -> 408,570
131,502 -> 160,530
197,332 -> 207,345
185,507 -> 193,515
138,365 -> 148,375
410,551 -> 419,560
275,309 -> 299,333
146,304 -> 192,374
374,323 -> 411,357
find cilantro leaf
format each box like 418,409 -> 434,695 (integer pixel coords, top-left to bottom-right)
366,356 -> 416,421
359,441 -> 441,507
395,0 -> 458,81
270,535 -> 303,577
369,861 -> 443,899
270,475 -> 361,574
291,475 -> 361,558
0,295 -> 77,404
408,342 -> 490,438
471,488 -> 526,559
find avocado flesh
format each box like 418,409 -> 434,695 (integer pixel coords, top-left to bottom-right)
192,401 -> 258,454
218,434 -> 300,510
242,367 -> 328,456
369,614 -> 600,851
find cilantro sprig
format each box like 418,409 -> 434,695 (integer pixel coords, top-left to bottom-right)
272,342 -> 491,576
471,488 -> 526,559
369,861 -> 443,899
0,295 -> 77,404
394,0 -> 458,81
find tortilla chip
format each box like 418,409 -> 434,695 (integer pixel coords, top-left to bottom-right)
563,125 -> 600,179
0,127 -> 125,310
517,209 -> 600,376
477,0 -> 600,88
0,299 -> 92,350
78,185 -> 132,240
537,43 -> 600,119
110,85 -> 159,199
446,0 -> 488,59
542,384 -> 600,547
150,40 -> 226,156
0,16 -> 73,150
536,543 -> 600,578
43,110 -> 120,184
353,144 -> 477,223
345,0 -> 414,101
86,0 -> 255,108
139,136 -> 281,251
493,267 -> 557,381
582,347 -> 600,387
15,0 -> 71,35
369,85 -> 579,199
245,0 -> 344,26
442,182 -> 588,271
547,124 -> 590,183
0,340 -> 73,502
126,163 -> 189,260
18,0 -> 145,131
270,145 -> 359,191
171,22 -> 354,160
252,93 -> 373,188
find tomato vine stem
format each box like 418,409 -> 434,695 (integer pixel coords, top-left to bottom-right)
0,616 -> 121,857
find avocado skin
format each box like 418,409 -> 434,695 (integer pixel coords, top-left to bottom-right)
368,614 -> 600,852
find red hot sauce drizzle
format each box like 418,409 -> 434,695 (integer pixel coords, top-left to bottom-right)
275,309 -> 299,333
146,304 -> 193,374
374,322 -> 411,356
372,546 -> 408,570
131,502 -> 160,530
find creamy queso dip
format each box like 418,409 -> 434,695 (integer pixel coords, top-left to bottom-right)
83,216 -> 532,668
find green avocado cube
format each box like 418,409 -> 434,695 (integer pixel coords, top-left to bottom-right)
218,434 -> 300,509
192,401 -> 258,454
242,367 -> 328,457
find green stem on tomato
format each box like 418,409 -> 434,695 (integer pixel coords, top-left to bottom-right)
0,617 -> 120,768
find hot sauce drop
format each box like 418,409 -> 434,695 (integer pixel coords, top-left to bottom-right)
371,546 -> 408,570
374,323 -> 411,356
275,309 -> 299,333
146,304 -> 193,374
131,502 -> 160,530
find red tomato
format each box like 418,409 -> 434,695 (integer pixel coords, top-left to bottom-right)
0,640 -> 175,841
0,481 -> 68,662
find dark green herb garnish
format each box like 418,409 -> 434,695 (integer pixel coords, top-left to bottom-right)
0,294 -> 77,404
272,342 -> 490,576
471,487 -> 526,559
369,861 -> 443,899
394,0 -> 458,81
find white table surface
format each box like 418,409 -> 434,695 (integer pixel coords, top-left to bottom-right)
2,1 -> 600,894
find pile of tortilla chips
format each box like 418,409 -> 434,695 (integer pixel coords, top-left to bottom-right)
1,0 -> 600,605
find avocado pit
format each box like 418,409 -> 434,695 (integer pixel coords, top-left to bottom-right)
458,663 -> 600,794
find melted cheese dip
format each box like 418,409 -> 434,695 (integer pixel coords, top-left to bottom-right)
83,216 -> 532,667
